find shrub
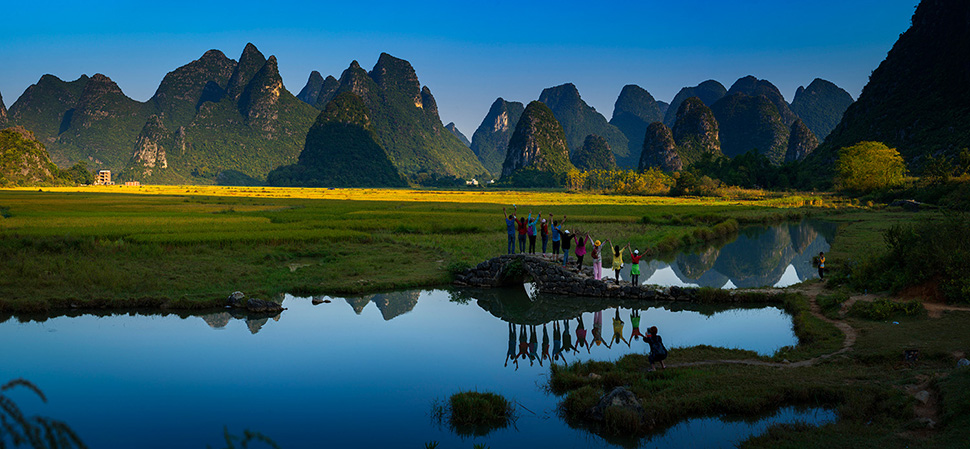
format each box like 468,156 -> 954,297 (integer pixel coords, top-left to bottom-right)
834,142 -> 907,193
847,298 -> 925,321
448,391 -> 515,436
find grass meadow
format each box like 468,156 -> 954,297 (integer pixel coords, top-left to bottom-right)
0,185 -> 848,311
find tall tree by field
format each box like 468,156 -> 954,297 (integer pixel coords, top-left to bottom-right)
835,141 -> 906,193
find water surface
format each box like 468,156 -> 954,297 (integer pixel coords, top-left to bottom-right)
0,288 -> 826,448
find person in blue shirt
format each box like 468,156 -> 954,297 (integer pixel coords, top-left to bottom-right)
526,211 -> 541,254
502,206 -> 517,254
550,214 -> 566,256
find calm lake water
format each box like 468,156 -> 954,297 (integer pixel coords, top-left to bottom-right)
0,288 -> 833,448
0,221 -> 836,448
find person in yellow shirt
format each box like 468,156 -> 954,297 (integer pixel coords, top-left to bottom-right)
607,240 -> 630,283
612,308 -> 630,347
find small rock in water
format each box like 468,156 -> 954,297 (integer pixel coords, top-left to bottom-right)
312,298 -> 324,305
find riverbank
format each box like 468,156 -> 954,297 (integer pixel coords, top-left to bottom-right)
0,187 -> 843,313
549,280 -> 970,448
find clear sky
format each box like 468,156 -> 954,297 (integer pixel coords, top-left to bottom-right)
1,0 -> 918,138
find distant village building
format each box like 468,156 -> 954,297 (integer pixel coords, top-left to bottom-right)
465,178 -> 479,186
95,170 -> 114,185
124,181 -> 140,187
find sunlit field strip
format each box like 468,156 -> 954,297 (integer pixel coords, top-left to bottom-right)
5,185 -> 828,208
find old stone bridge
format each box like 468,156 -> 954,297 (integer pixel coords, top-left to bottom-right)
454,254 -> 699,301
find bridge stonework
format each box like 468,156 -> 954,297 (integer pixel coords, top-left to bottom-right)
453,254 -> 699,301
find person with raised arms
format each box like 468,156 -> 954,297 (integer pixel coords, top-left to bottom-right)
502,206 -> 517,254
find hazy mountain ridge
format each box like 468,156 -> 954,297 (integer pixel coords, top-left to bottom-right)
469,98 -> 525,176
538,83 -> 632,168
502,101 -> 574,179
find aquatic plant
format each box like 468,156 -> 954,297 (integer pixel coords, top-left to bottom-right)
0,378 -> 86,449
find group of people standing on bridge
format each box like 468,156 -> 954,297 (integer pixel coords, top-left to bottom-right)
504,308 -> 667,371
502,205 -> 646,284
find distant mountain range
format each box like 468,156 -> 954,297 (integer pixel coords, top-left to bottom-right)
2,42 -> 872,187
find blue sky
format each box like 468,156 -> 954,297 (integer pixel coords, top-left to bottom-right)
1,0 -> 918,136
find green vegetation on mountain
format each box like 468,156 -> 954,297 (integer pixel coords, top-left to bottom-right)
54,74 -> 154,170
470,98 -> 524,175
126,46 -> 317,184
726,75 -> 798,126
296,71 -> 340,109
790,78 -> 854,140
330,53 -> 487,181
638,122 -> 682,172
9,44 -> 317,184
502,101 -> 574,184
7,74 -> 89,158
0,126 -> 92,186
671,97 -> 721,165
538,83 -> 632,168
711,93 -> 790,164
609,84 -> 664,156
0,90 -> 7,126
663,80 -> 727,127
785,118 -> 819,163
834,141 -> 907,193
149,49 -> 235,130
806,0 -> 970,186
571,134 -> 617,171
267,92 -> 405,187
445,122 -> 470,147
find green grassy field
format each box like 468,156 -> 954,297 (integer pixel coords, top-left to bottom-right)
3,185 -> 967,447
0,186 -> 844,311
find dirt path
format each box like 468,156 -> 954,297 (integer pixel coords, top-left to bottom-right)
665,281 -> 856,370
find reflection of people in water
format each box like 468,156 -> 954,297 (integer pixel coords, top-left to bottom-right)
505,322 -> 519,370
630,309 -> 644,342
518,324 -> 530,363
575,315 -> 590,353
529,325 -> 539,366
592,310 -> 611,348
562,319 -> 575,355
612,308 -> 630,347
541,323 -> 550,363
552,321 -> 564,362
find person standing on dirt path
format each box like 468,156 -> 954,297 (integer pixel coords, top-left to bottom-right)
503,206 -> 517,254
644,326 -> 668,371
818,251 -> 826,279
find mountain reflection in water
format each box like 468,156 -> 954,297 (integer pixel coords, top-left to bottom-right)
637,220 -> 834,288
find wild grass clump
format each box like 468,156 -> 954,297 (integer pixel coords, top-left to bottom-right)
446,390 -> 516,437
1,378 -> 87,449
772,293 -> 844,361
817,293 -> 850,319
847,298 -> 925,321
843,213 -> 970,304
